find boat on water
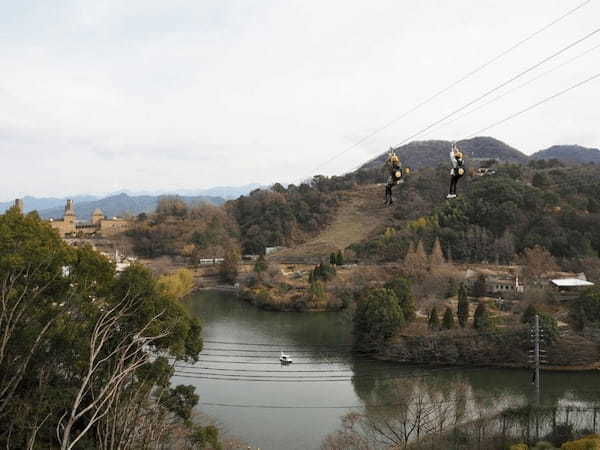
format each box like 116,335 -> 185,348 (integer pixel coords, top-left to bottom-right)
279,352 -> 293,364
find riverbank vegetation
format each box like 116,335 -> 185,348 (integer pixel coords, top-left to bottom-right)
323,373 -> 600,450
0,208 -> 224,449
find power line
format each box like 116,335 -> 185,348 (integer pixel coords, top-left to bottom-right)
466,70 -> 600,137
392,25 -> 600,148
202,329 -> 524,350
429,40 -> 600,134
202,340 -> 354,347
311,0 -> 592,172
202,347 -> 356,353
197,398 -> 600,410
173,366 -> 477,382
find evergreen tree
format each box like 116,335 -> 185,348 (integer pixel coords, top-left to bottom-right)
330,252 -> 337,265
428,306 -> 440,330
353,288 -> 405,349
472,274 -> 487,298
457,283 -> 469,328
336,250 -> 344,266
445,278 -> 458,298
384,277 -> 416,322
254,254 -> 268,281
473,302 -> 491,330
521,303 -> 538,324
442,307 -> 455,329
309,279 -> 327,303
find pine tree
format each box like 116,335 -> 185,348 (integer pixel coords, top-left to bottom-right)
445,278 -> 457,298
472,274 -> 487,298
428,306 -> 440,330
336,250 -> 344,266
473,302 -> 490,330
430,238 -> 445,266
521,303 -> 538,324
384,277 -> 416,322
254,254 -> 268,281
442,307 -> 455,329
457,283 -> 469,328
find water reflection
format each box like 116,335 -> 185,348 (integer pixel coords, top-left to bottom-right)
181,290 -> 600,450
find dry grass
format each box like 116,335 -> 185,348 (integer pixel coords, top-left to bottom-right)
272,184 -> 394,260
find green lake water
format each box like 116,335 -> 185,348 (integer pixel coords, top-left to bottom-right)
172,291 -> 600,450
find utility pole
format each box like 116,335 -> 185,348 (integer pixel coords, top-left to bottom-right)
528,314 -> 545,405
534,314 -> 540,405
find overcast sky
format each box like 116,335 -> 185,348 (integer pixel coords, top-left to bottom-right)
1,0 -> 599,200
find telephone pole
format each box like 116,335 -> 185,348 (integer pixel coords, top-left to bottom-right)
529,314 -> 546,405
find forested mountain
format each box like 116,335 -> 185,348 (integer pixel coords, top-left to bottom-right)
360,136 -> 528,170
0,195 -> 98,214
530,144 -> 600,164
124,136 -> 600,264
37,193 -> 225,220
350,162 -> 600,265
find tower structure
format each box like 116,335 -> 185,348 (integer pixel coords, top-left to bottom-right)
14,199 -> 24,214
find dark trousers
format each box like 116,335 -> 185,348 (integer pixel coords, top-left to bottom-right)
449,173 -> 463,195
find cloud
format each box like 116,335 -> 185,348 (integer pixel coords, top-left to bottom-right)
0,0 -> 599,200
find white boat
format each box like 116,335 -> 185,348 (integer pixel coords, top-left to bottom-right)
279,352 -> 293,364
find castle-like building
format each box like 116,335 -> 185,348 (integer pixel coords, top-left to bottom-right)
12,198 -> 130,238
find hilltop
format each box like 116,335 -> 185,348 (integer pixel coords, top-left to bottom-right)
37,193 -> 225,220
530,144 -> 600,164
360,136 -> 528,170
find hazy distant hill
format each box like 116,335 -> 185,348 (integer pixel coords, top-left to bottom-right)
112,183 -> 265,200
0,195 -> 98,214
187,183 -> 264,199
360,136 -> 528,170
37,193 -> 225,220
530,145 -> 600,164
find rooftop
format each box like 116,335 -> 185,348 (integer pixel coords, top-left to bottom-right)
551,278 -> 594,287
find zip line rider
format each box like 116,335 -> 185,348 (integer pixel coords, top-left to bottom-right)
447,143 -> 465,199
384,148 -> 404,206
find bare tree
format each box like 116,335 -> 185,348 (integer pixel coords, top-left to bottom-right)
57,296 -> 167,450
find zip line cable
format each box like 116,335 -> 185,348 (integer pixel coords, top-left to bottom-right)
427,40 -> 600,135
391,25 -> 600,148
465,70 -> 600,137
311,0 -> 592,173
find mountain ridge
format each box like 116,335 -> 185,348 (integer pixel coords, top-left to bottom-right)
530,144 -> 600,164
35,193 -> 225,220
359,136 -> 528,171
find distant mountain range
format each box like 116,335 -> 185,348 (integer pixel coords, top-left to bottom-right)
0,195 -> 99,214
360,137 -> 528,170
18,193 -> 224,220
0,183 -> 264,216
107,183 -> 265,200
530,145 -> 600,164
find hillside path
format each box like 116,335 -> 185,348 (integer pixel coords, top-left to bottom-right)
271,184 -> 394,262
